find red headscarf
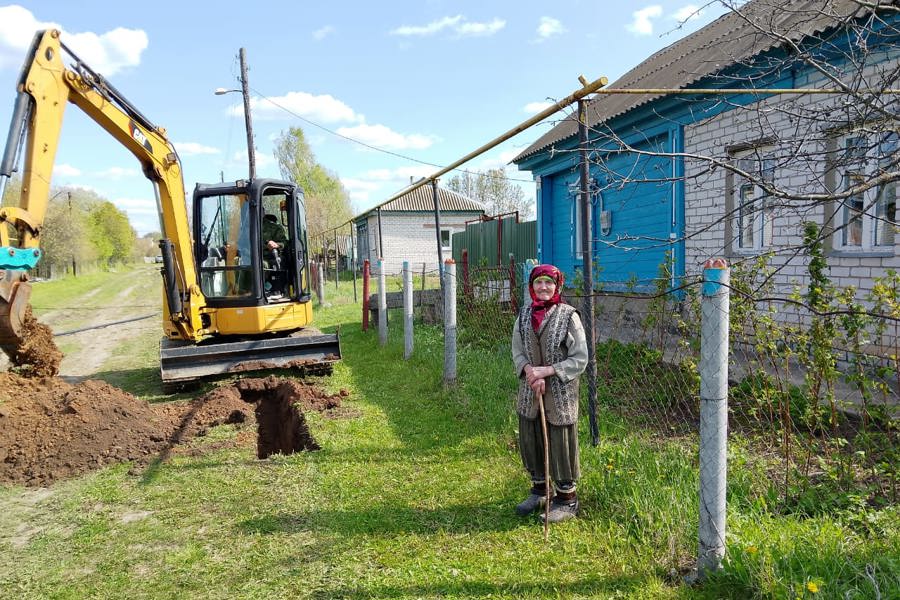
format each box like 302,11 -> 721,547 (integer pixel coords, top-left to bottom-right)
528,264 -> 564,332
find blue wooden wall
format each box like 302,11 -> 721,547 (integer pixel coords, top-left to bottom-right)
538,130 -> 679,289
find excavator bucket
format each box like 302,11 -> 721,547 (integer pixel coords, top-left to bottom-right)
159,330 -> 341,389
0,270 -> 31,358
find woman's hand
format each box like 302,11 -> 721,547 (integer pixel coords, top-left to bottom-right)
524,364 -> 555,395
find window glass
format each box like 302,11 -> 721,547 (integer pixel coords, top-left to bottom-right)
198,193 -> 252,298
838,132 -> 898,249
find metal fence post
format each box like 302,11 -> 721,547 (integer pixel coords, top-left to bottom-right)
508,253 -> 518,313
378,258 -> 387,346
403,260 -> 413,360
696,257 -> 730,579
444,259 -> 457,385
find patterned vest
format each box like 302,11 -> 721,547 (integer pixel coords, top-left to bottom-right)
516,303 -> 580,426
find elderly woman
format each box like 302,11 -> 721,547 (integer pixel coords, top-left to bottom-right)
511,264 -> 589,523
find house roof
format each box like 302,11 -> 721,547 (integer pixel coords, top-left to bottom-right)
513,0 -> 869,163
360,185 -> 485,216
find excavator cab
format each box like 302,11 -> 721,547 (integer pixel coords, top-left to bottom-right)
193,179 -> 310,306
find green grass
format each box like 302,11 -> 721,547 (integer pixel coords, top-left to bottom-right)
0,275 -> 896,598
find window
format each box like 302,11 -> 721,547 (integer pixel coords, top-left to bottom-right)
568,182 -> 583,259
734,150 -> 775,252
440,229 -> 451,253
837,132 -> 897,250
197,193 -> 253,298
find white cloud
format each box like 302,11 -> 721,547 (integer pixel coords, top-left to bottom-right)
312,25 -> 335,41
390,15 -> 505,38
95,166 -> 141,180
53,163 -> 82,177
523,101 -> 554,114
672,4 -> 703,22
335,123 -> 435,150
64,28 -> 148,76
231,149 -> 275,170
0,6 -> 148,75
536,17 -> 565,40
344,166 -> 435,207
113,197 -> 157,235
626,5 -> 663,35
174,141 -> 221,156
390,15 -> 462,36
455,18 -> 505,38
240,91 -> 360,123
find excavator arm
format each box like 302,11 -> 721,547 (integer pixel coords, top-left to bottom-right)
0,29 -> 204,355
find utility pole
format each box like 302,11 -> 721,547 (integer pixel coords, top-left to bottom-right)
239,48 -> 256,180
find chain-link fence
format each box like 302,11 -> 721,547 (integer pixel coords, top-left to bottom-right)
452,260 -> 898,522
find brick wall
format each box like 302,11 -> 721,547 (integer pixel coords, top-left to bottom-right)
361,213 -> 480,275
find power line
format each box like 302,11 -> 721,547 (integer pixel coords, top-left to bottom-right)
248,85 -> 537,183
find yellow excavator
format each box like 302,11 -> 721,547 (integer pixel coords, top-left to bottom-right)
0,29 -> 340,390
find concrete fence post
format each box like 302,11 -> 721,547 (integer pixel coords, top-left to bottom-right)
378,258 -> 387,346
523,259 -> 537,307
403,260 -> 413,360
696,257 -> 730,580
443,259 -> 457,385
362,259 -> 370,331
317,261 -> 325,305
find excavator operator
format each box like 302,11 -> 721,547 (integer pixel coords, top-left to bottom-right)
262,213 -> 288,296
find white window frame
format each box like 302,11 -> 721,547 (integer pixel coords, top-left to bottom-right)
836,131 -> 898,251
440,228 -> 452,254
568,182 -> 583,259
733,148 -> 775,253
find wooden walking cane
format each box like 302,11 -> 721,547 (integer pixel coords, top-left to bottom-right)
537,390 -> 550,541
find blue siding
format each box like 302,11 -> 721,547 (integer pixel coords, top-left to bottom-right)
540,132 -> 677,288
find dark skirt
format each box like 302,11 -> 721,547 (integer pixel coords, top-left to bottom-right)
518,414 -> 581,486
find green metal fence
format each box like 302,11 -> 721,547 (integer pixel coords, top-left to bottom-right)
451,216 -> 536,267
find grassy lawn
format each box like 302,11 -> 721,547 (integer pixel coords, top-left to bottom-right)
0,274 -> 896,598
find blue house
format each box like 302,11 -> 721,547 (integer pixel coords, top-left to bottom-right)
513,0 -> 900,296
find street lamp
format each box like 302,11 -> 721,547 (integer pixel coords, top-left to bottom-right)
215,47 -> 256,180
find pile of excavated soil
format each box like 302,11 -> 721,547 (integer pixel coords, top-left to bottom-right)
0,373 -> 347,486
7,307 -> 62,377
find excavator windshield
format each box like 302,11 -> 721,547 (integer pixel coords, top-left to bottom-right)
197,192 -> 252,298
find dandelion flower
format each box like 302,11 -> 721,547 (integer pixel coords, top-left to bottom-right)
747,545 -> 758,554
807,581 -> 819,594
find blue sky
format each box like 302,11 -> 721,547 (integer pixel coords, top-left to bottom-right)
0,1 -> 727,235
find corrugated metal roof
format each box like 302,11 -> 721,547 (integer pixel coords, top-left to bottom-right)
514,0 -> 870,163
364,185 -> 485,214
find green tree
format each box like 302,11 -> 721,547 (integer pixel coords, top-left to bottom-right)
447,168 -> 533,218
87,200 -> 136,267
274,127 -> 352,236
39,189 -> 96,274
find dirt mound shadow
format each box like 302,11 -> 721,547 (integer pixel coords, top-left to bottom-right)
0,373 -> 348,486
